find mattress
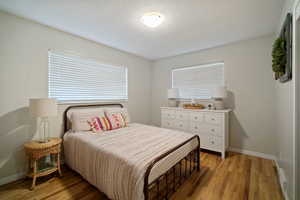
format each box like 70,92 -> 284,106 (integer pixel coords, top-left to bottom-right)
63,123 -> 199,200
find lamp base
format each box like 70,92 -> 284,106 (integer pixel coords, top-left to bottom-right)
168,99 -> 178,107
39,117 -> 50,143
213,99 -> 225,110
37,139 -> 50,143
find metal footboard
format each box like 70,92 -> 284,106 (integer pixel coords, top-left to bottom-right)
144,135 -> 200,200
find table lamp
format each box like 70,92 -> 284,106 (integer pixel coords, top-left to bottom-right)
168,88 -> 179,107
29,98 -> 57,143
212,86 -> 227,110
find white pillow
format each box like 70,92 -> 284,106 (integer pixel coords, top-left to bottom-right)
71,110 -> 106,132
105,108 -> 130,124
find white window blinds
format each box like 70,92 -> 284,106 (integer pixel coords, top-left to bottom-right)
172,62 -> 224,99
48,51 -> 128,102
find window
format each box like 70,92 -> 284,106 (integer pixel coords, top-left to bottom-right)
172,62 -> 224,99
48,51 -> 128,102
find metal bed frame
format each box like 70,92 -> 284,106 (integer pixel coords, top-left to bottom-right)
63,103 -> 200,200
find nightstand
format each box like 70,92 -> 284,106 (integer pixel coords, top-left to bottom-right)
24,138 -> 62,190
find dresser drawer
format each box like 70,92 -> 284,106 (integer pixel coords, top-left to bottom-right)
204,113 -> 223,125
160,107 -> 229,159
174,120 -> 189,131
208,135 -> 223,150
198,134 -> 223,150
175,111 -> 190,120
190,112 -> 204,122
161,118 -> 174,129
161,110 -> 176,119
206,125 -> 222,136
190,121 -> 204,133
196,133 -> 210,149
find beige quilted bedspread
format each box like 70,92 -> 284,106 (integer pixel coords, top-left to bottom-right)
63,123 -> 199,200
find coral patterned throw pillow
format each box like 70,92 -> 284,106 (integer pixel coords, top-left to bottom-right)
105,112 -> 126,130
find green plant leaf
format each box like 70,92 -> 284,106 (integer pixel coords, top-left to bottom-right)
272,37 -> 286,75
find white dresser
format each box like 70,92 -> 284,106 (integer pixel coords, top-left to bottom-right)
161,107 -> 231,158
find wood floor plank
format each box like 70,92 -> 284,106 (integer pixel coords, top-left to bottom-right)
0,152 -> 284,200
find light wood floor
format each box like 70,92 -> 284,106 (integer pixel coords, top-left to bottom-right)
0,151 -> 283,200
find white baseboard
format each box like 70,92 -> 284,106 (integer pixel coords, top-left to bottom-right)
274,159 -> 289,200
0,171 -> 26,186
228,147 -> 277,160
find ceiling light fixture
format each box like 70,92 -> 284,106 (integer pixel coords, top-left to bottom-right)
141,12 -> 164,28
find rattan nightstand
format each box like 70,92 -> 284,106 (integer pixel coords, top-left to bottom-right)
24,138 -> 62,190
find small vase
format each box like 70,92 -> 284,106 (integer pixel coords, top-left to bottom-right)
191,99 -> 196,105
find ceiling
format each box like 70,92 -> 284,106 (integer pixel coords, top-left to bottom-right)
0,0 -> 284,60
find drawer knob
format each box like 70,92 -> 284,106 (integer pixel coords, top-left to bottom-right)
194,117 -> 198,119
180,124 -> 183,127
211,118 -> 215,121
211,141 -> 215,144
211,129 -> 215,132
194,126 -> 198,129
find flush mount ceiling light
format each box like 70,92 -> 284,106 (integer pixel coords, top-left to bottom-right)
141,12 -> 164,28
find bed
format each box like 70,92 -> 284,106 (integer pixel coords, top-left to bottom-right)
63,104 -> 200,200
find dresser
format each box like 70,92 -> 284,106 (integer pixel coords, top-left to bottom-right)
161,107 -> 230,158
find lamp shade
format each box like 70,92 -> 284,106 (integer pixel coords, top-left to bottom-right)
29,98 -> 57,117
212,86 -> 227,98
168,88 -> 179,99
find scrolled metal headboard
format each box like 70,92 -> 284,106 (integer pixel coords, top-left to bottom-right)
63,103 -> 124,133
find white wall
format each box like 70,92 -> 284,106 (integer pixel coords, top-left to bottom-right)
151,35 -> 277,156
0,11 -> 152,181
275,0 -> 297,199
